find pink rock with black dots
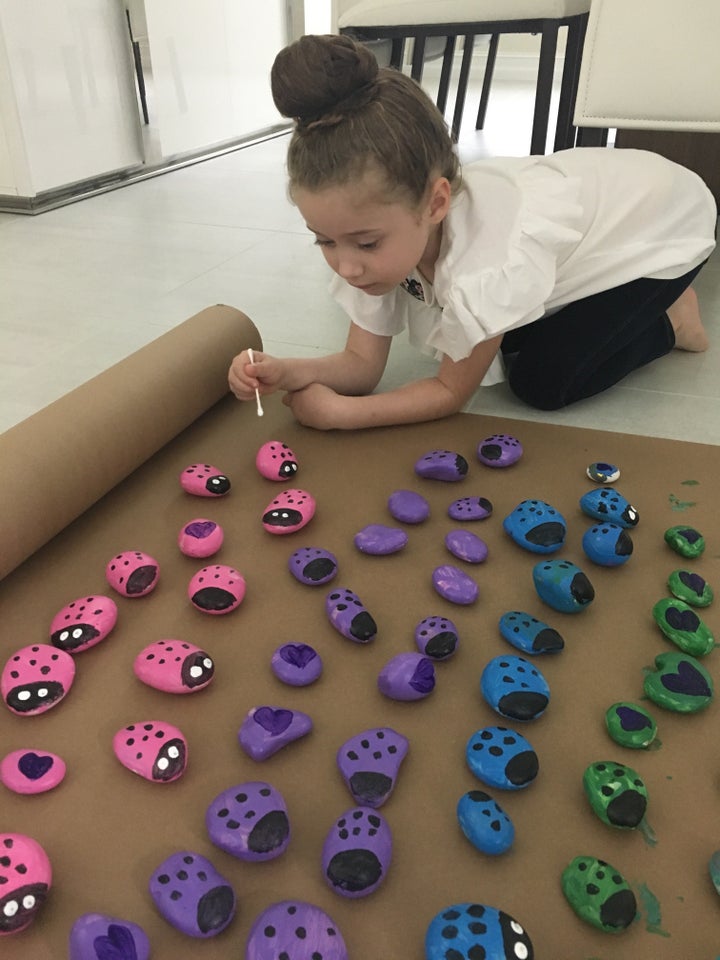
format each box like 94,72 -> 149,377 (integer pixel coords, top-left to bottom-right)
1,644 -> 75,716
112,720 -> 187,783
106,550 -> 159,598
256,441 -> 299,481
0,833 -> 52,935
134,639 -> 215,694
262,489 -> 316,534
180,463 -> 231,497
49,594 -> 118,653
188,564 -> 246,614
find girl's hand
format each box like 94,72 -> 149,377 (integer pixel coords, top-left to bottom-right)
282,384 -> 347,430
228,350 -> 285,400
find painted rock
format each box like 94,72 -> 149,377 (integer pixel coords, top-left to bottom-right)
106,550 -> 159,598
0,749 -> 66,795
133,639 -> 215,694
414,449 -> 468,482
586,461 -> 620,483
0,834 -> 52,935
377,653 -> 436,701
582,760 -> 648,829
561,855 -> 637,932
321,806 -> 392,898
113,720 -> 187,783
178,518 -> 224,558
414,615 -> 459,660
448,496 -> 493,521
256,441 -> 299,481
605,702 -> 657,750
245,900 -> 349,960
582,522 -> 633,566
652,597 -> 714,657
271,643 -> 322,687
445,530 -> 488,564
262,488 -> 316,534
387,489 -> 430,524
579,488 -> 639,528
180,463 -> 231,497
2,644 -> 75,716
432,564 -> 479,604
466,726 -> 539,790
456,790 -> 515,856
149,851 -> 236,937
69,914 -> 151,960
238,706 -> 312,760
325,588 -> 377,643
354,524 -> 408,555
49,594 -> 118,653
498,611 -> 564,655
668,569 -> 713,607
336,727 -> 409,809
206,781 -> 289,861
664,524 -> 705,558
643,650 -> 713,713
709,852 -> 720,898
532,559 -> 595,613
503,499 -> 566,554
477,433 -> 523,468
288,546 -> 338,586
480,655 -> 550,722
188,564 -> 245,614
425,903 -> 533,960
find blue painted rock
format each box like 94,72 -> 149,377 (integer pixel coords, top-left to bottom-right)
69,913 -> 151,960
188,564 -> 246,614
466,726 -> 538,790
414,615 -> 459,660
425,903 -> 534,960
336,727 -> 409,808
262,489 -> 316,535
206,781 -> 289,861
498,610 -> 564,655
448,496 -> 493,521
325,587 -> 377,643
321,806 -> 392,898
49,594 -> 118,653
180,463 -> 231,497
0,833 -> 52,935
1,644 -> 76,716
414,449 -> 468,481
445,529 -> 488,564
106,550 -> 159,598
288,546 -> 338,586
353,524 -> 408,555
133,639 -> 214,694
582,761 -> 648,829
503,500 -> 566,554
643,651 -> 714,712
255,440 -> 299,481
668,569 -> 713,607
532,559 -> 595,613
270,643 -> 322,686
245,901 -> 348,960
561,855 -> 637,932
579,488 -> 639,528
477,433 -> 524,468
149,851 -> 236,937
604,702 -> 657,750
377,653 -> 436,701
238,706 -> 312,760
582,523 -> 633,566
387,489 -> 430,523
586,461 -> 620,483
456,790 -> 515,855
178,518 -> 224,558
0,749 -> 66,795
480,655 -> 550,722
113,720 -> 187,783
652,598 -> 714,656
664,524 -> 705,558
432,564 -> 479,604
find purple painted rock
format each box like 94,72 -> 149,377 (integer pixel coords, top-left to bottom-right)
206,781 -> 289,861
288,546 -> 338,586
106,550 -> 159,598
245,900 -> 348,960
337,727 -> 409,808
271,643 -> 322,686
188,564 -> 246,614
354,524 -> 408,555
448,497 -> 493,521
477,433 -> 523,468
262,488 -> 316,535
2,644 -> 76,716
178,518 -> 224,558
0,749 -> 66,795
325,588 -> 377,643
149,850 -> 236,937
415,615 -> 460,660
0,833 -> 52,935
133,639 -> 215,694
445,530 -> 488,564
113,720 -> 187,783
238,706 -> 312,760
415,449 -> 469,482
49,594 -> 118,653
322,806 -> 392,898
387,489 -> 430,524
255,440 -> 299,481
69,913 -> 151,960
378,653 -> 436,701
179,463 -> 231,497
432,565 -> 479,605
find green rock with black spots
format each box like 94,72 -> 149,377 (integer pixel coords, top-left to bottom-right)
668,569 -> 714,607
652,597 -> 714,656
561,855 -> 637,932
605,702 -> 657,749
583,761 -> 648,829
643,650 -> 714,713
664,524 -> 705,558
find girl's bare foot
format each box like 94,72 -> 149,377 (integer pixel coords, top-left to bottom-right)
667,286 -> 709,352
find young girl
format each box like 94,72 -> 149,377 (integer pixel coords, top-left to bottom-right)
228,34 -> 717,430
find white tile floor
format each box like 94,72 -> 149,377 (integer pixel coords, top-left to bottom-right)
1,54 -> 718,442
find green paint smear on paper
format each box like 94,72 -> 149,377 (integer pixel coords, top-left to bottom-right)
637,882 -> 670,937
669,493 -> 696,511
639,818 -> 658,847
680,479 -> 699,486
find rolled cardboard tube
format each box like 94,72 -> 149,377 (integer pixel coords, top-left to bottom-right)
0,304 -> 260,581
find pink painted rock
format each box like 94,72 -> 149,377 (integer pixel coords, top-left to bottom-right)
178,518 -> 224,558
134,640 -> 215,694
256,441 -> 299,481
238,706 -> 312,760
0,833 -> 52,935
179,463 -> 231,497
49,595 -> 118,653
0,749 -> 66,795
188,564 -> 246,614
113,720 -> 187,783
262,489 -> 316,534
105,550 -> 159,598
2,644 -> 76,716
69,913 -> 150,960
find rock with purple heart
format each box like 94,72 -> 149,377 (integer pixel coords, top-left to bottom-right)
245,900 -> 349,960
69,913 -> 151,960
377,653 -> 436,701
178,518 -> 224,558
206,781 -> 290,861
271,643 -> 322,686
238,706 -> 313,760
652,598 -> 714,657
149,850 -> 236,937
1,749 -> 66,795
321,806 -> 392,898
643,651 -> 713,713
353,524 -> 408,555
337,727 -> 409,808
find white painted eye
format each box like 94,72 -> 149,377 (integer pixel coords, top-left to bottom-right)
22,894 -> 36,910
514,941 -> 529,959
157,757 -> 169,770
72,628 -> 83,639
59,630 -> 70,641
17,690 -> 31,701
37,688 -> 48,698
203,658 -> 213,668
3,900 -> 18,917
190,666 -> 202,678
168,746 -> 179,759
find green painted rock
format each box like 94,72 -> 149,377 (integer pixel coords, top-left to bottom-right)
668,569 -> 714,607
652,598 -> 714,656
643,651 -> 714,713
664,525 -> 705,558
582,761 -> 648,829
561,855 -> 637,932
709,850 -> 720,896
605,702 -> 657,749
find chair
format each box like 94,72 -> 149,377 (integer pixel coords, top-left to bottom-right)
337,0 -> 591,153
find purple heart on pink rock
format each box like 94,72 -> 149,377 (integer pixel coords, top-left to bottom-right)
254,707 -> 294,735
18,752 -> 53,780
185,521 -> 217,539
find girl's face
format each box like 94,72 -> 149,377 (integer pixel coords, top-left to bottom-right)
294,173 -> 450,296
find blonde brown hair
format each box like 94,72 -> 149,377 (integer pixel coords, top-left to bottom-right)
271,34 -> 460,207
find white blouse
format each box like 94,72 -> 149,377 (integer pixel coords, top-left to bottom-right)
329,148 -> 717,385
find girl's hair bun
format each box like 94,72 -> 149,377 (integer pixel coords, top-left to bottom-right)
271,34 -> 379,129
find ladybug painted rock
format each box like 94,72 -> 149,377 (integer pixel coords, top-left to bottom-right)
582,760 -> 648,829
206,781 -> 290,862
180,464 -> 231,497
2,644 -> 75,716
480,655 -> 550,722
49,594 -> 118,653
288,546 -> 338,586
245,901 -> 348,960
532,559 -> 595,613
321,806 -> 392,899
262,488 -> 316,534
0,749 -> 66,795
336,727 -> 409,809
448,496 -> 493,521
112,720 -> 187,782
133,639 -> 214,694
149,851 -> 236,938
498,611 -> 564,655
256,441 -> 299,481
561,855 -> 637,932
466,725 -> 539,790
414,615 -> 459,660
414,449 -> 468,482
503,499 -> 566,554
0,833 -> 52,935
425,903 -> 533,960
579,488 -> 639,528
582,522 -> 633,566
106,550 -> 159,598
69,914 -> 150,960
456,790 -> 515,856
476,433 -> 523,468
188,564 -> 246,614
178,518 -> 224,558
326,588 -> 377,643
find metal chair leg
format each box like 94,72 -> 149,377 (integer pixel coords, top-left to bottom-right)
553,13 -> 588,151
530,20 -> 559,154
436,36 -> 456,114
451,34 -> 475,140
476,32 -> 499,129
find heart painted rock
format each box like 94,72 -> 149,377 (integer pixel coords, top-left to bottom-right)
106,551 -> 159,598
664,524 -> 705,558
113,720 -> 187,782
262,489 -> 316,534
414,449 -> 468,482
377,653 -> 436,701
503,500 -> 566,554
134,639 -> 215,694
0,833 -> 52,935
579,488 -> 639,528
387,489 -> 430,524
414,615 -> 459,660
456,790 -> 515,856
188,564 -> 246,614
532,559 -> 594,613
498,611 -> 564,655
69,914 -> 151,960
586,461 -> 620,483
255,440 -> 299,481
179,463 -> 231,497
326,588 -> 377,643
652,598 -> 714,656
271,643 -> 322,686
238,706 -> 312,760
605,702 -> 657,750
1,749 -> 66,795
643,651 -> 714,712
668,569 -> 714,607
245,900 -> 348,960
206,781 -> 290,861
476,433 -> 523,468
448,496 -> 493,521
178,518 -> 224,558
354,524 -> 408,555
445,530 -> 488,564
480,655 -> 550,722
2,644 -> 76,716
582,523 -> 633,566
321,806 -> 392,898
49,595 -> 118,653
432,564 -> 479,605
583,761 -> 648,829
336,727 -> 409,809
425,904 -> 533,960
288,546 -> 338,586
149,850 -> 236,937
561,855 -> 637,932
466,726 -> 538,790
